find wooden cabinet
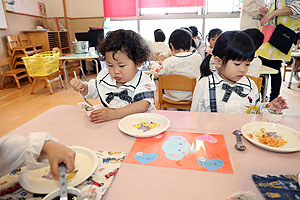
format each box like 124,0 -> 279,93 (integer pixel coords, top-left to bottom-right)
24,31 -> 71,54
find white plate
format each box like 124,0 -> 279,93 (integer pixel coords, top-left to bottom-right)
241,122 -> 300,153
118,113 -> 170,138
20,146 -> 98,194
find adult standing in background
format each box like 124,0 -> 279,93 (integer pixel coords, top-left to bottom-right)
240,0 -> 266,30
257,0 -> 300,101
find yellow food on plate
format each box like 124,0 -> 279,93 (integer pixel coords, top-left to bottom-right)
249,128 -> 287,148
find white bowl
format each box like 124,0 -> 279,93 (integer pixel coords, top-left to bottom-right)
262,108 -> 283,124
43,187 -> 80,200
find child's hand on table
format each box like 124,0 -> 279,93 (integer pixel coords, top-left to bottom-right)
69,78 -> 88,96
266,96 -> 289,111
89,108 -> 116,123
40,141 -> 76,180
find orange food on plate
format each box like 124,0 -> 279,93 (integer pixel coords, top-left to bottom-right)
250,128 -> 287,147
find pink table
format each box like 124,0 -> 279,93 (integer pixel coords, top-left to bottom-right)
7,105 -> 300,199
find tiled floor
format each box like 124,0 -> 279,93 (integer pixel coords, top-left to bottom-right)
0,70 -> 299,137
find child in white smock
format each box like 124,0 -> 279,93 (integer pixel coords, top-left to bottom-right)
191,31 -> 288,114
0,132 -> 75,179
70,29 -> 156,123
153,28 -> 202,102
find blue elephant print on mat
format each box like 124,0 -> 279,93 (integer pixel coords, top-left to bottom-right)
162,136 -> 190,160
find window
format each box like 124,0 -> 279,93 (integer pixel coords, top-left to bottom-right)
140,7 -> 203,15
205,18 -> 240,37
108,20 -> 138,33
207,0 -> 242,13
139,19 -> 203,42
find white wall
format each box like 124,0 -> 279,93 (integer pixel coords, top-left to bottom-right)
43,0 -> 64,17
66,0 -> 104,18
4,0 -> 47,16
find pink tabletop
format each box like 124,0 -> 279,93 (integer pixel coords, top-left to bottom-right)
7,105 -> 300,199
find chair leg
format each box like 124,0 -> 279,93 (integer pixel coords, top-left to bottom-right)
59,75 -> 64,89
27,75 -> 32,84
283,67 -> 286,81
12,75 -> 22,89
45,79 -> 53,95
0,75 -> 7,90
31,78 -> 37,95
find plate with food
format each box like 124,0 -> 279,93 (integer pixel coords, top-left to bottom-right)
19,146 -> 98,194
241,122 -> 300,152
118,113 -> 170,138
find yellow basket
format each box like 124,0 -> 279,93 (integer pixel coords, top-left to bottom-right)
22,51 -> 59,77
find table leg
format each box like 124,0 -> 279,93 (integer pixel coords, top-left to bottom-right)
287,57 -> 295,89
262,74 -> 269,102
93,59 -> 99,74
63,60 -> 69,88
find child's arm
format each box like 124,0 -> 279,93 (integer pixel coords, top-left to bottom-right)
266,96 -> 289,111
89,100 -> 150,123
40,140 -> 76,180
69,78 -> 88,96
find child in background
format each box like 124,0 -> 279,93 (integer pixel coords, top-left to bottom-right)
0,132 -> 76,179
189,26 -> 206,60
70,29 -> 156,123
206,28 -> 222,55
154,28 -> 202,101
243,28 -> 264,78
191,31 -> 288,114
150,29 -> 171,61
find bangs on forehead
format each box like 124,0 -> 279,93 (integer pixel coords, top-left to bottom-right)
221,37 -> 255,63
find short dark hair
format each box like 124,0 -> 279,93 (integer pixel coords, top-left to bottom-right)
201,31 -> 255,77
168,29 -> 192,51
154,29 -> 166,42
243,28 -> 264,51
208,28 -> 222,40
189,26 -> 199,37
98,29 -> 150,65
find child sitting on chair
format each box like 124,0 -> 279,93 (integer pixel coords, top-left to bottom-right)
205,28 -> 222,56
150,29 -> 171,61
191,31 -> 288,114
243,28 -> 264,78
153,28 -> 202,101
70,29 -> 156,123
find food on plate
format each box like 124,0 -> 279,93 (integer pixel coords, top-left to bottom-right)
132,121 -> 159,132
247,128 -> 287,147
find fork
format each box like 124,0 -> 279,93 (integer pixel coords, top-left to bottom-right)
73,71 -> 93,107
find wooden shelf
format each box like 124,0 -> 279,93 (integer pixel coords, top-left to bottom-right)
24,31 -> 71,53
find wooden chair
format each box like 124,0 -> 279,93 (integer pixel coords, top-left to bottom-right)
6,35 -> 36,70
0,57 -> 32,89
19,33 -> 43,53
52,47 -> 82,79
22,51 -> 64,95
246,75 -> 263,93
158,74 -> 196,110
282,62 -> 292,82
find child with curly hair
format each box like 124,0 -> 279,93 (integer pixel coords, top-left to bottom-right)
70,29 -> 156,123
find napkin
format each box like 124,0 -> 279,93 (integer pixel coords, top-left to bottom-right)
252,174 -> 300,200
0,150 -> 126,200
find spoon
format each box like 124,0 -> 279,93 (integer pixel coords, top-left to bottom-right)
73,71 -> 93,107
233,130 -> 246,151
59,163 -> 68,200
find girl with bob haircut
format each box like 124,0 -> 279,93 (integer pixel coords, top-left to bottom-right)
191,31 -> 288,114
70,29 -> 156,123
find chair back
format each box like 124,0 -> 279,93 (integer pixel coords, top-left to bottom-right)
246,75 -> 263,93
6,35 -> 21,50
19,34 -> 31,47
158,74 -> 196,110
52,47 -> 63,56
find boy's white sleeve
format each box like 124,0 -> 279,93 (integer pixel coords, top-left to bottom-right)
191,78 -> 206,112
0,132 -> 56,177
85,79 -> 99,99
133,74 -> 156,111
156,59 -> 171,76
